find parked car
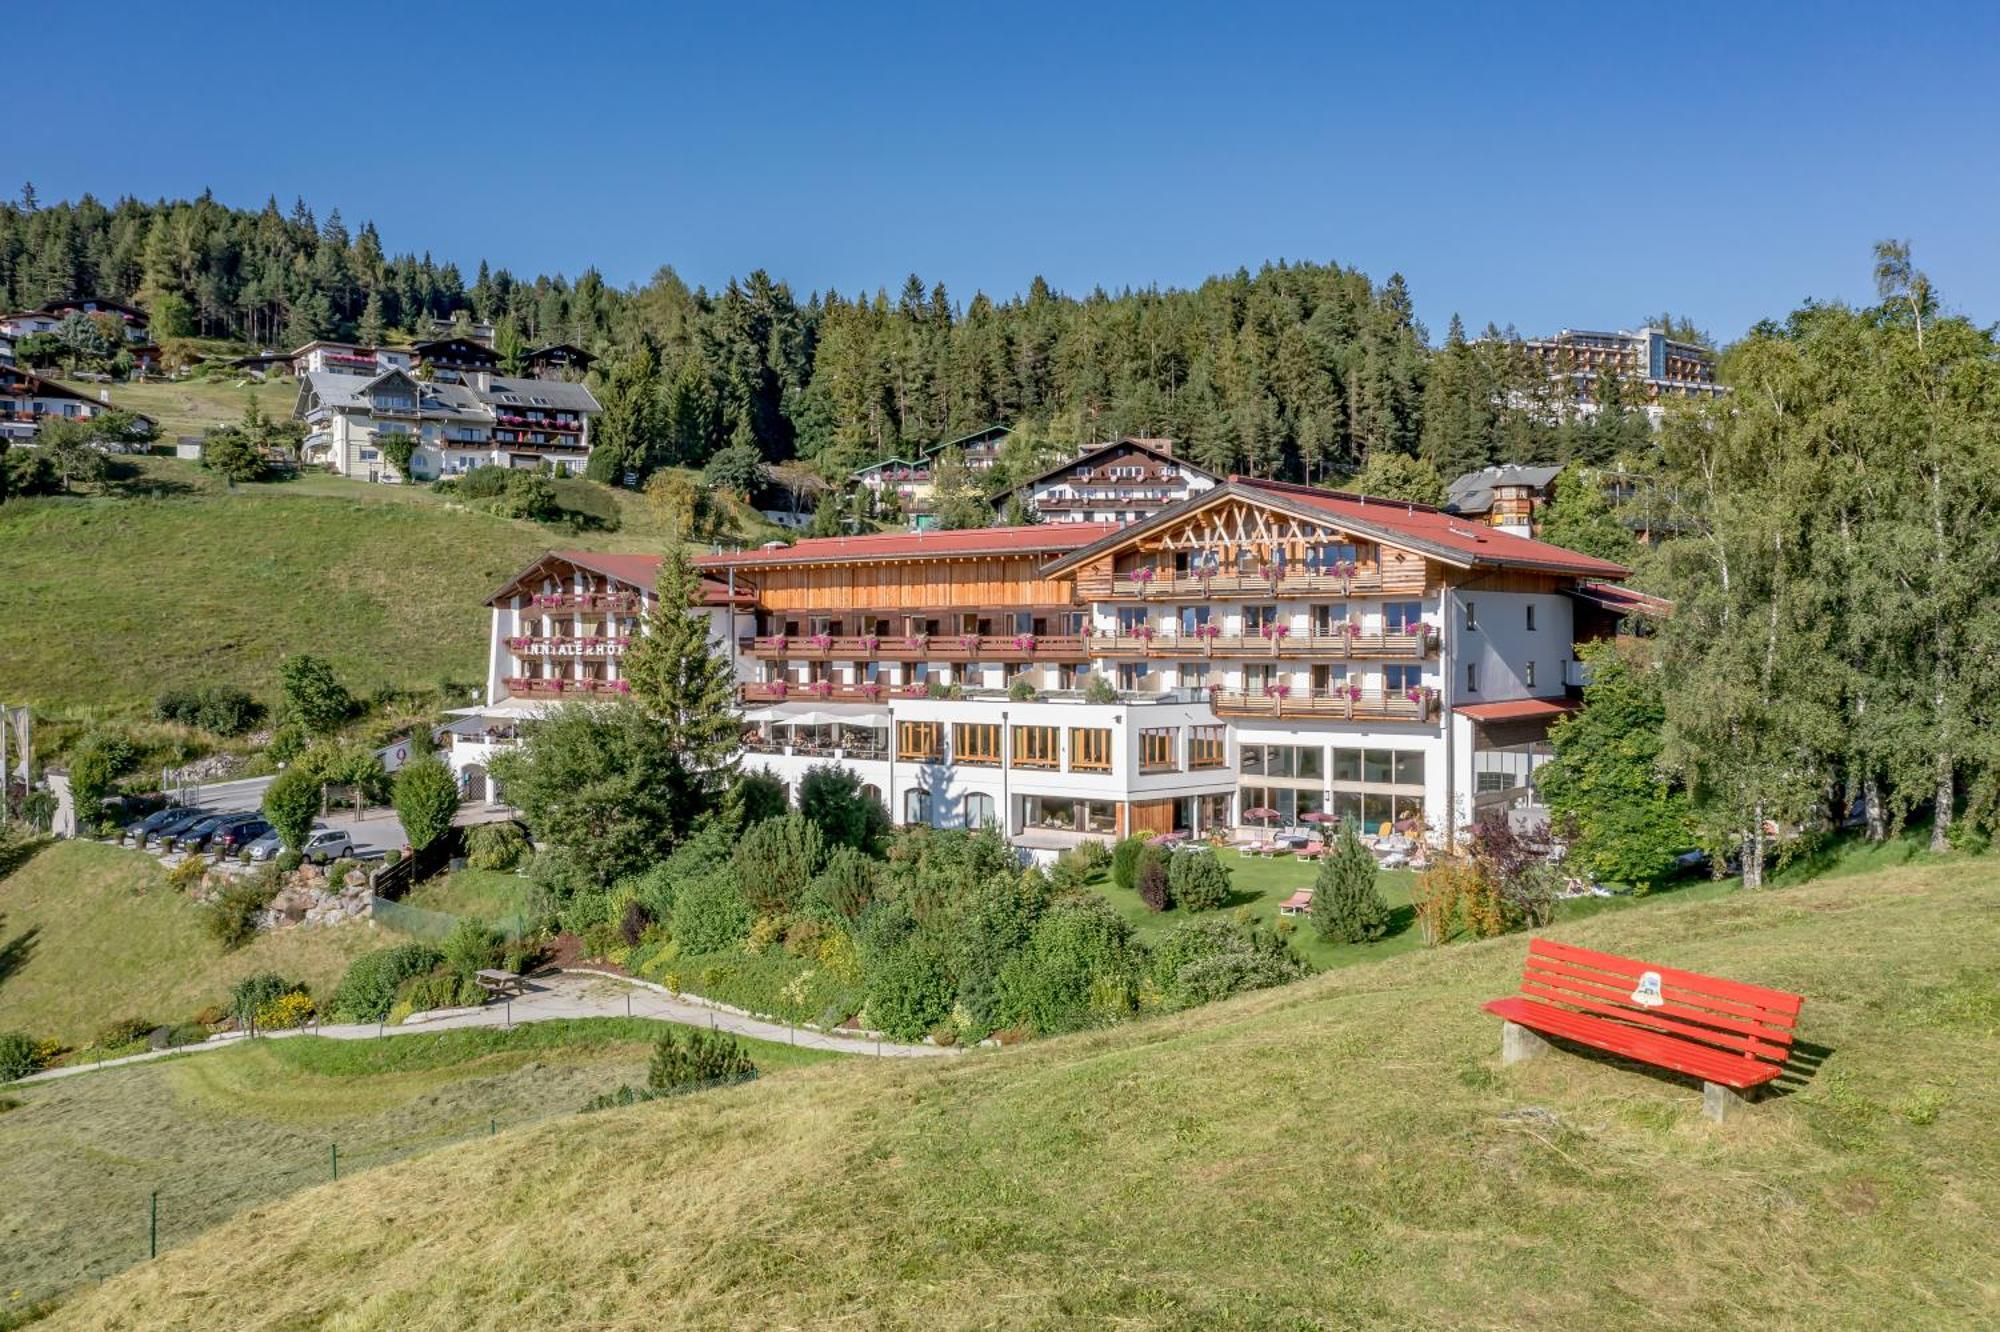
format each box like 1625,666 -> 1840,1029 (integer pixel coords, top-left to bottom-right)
125,805 -> 189,844
212,817 -> 272,858
243,828 -> 285,863
150,808 -> 214,849
301,827 -> 355,865
177,812 -> 260,854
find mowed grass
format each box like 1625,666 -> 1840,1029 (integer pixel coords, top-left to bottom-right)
0,841 -> 378,1046
70,376 -> 296,442
401,867 -> 536,926
0,1019 -> 837,1306
0,465 -> 551,717
42,857 -> 2000,1330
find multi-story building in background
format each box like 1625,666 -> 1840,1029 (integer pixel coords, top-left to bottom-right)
0,364 -> 149,443
1016,437 -> 1219,524
447,479 -> 1646,852
1517,326 -> 1724,418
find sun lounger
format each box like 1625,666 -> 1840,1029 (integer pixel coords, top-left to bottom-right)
1279,888 -> 1314,916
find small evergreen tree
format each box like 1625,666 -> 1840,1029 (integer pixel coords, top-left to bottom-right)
620,547 -> 742,835
1136,845 -> 1172,912
1167,848 -> 1232,912
262,767 -> 321,853
391,754 -> 460,852
1311,825 -> 1390,943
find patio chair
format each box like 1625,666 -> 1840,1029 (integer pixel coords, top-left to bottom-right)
1278,888 -> 1314,916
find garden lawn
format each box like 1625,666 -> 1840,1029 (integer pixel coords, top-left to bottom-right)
0,1019 -> 837,1306
71,376 -> 296,442
400,867 -> 536,928
0,841 -> 377,1048
44,854 -> 2000,1330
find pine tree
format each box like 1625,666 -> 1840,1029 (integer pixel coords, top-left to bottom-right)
619,547 -> 742,836
356,290 -> 386,347
1310,825 -> 1389,942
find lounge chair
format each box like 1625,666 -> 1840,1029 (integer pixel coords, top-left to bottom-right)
1279,888 -> 1314,916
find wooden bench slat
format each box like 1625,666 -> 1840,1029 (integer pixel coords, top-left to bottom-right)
1519,980 -> 1791,1062
1523,958 -> 1800,1043
1530,938 -> 1803,1016
1485,997 -> 1785,1090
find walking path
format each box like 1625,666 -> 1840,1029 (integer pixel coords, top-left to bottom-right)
11,972 -> 955,1085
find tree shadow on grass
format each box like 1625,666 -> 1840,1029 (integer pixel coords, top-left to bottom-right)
0,918 -> 39,994
100,458 -> 202,499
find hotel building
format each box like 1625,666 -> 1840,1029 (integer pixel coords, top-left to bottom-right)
444,477 -> 1642,855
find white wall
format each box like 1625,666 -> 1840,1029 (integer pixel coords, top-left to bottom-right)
1448,589 -> 1571,706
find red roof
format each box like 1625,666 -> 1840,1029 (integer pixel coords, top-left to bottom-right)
693,523 -> 1124,569
1234,478 -> 1632,579
488,550 -> 747,606
1453,698 -> 1579,723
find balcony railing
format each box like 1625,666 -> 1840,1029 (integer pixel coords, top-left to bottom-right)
527,592 -> 644,613
506,635 -> 631,658
1207,687 -> 1438,723
503,676 -> 631,697
1109,569 -> 1387,599
742,681 -> 908,704
1094,625 -> 1435,660
741,633 -> 1090,662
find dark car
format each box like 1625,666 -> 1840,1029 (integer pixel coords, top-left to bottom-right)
177,812 -> 257,853
212,817 -> 272,857
150,808 -> 213,847
126,805 -> 189,843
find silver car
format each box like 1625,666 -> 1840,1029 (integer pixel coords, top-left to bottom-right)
244,828 -> 285,862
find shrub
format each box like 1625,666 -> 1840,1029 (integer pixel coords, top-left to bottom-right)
1411,855 -> 1475,947
1136,845 -> 1172,912
1150,917 -> 1311,1009
1065,839 -> 1112,875
254,990 -> 316,1030
798,764 -> 890,852
276,849 -> 303,872
729,771 -> 790,827
1110,835 -> 1147,893
395,970 -> 472,1015
1311,826 -> 1391,943
465,820 -> 528,871
866,942 -> 956,1040
230,972 -> 302,1026
0,1031 -> 38,1082
329,943 -> 444,1023
804,844 -> 878,921
1008,677 -> 1039,701
94,1016 -> 154,1049
205,872 -> 279,949
996,893 -> 1144,1035
585,1029 -> 757,1110
391,755 -> 461,852
441,919 -> 505,983
154,684 -> 263,736
262,766 -> 320,853
1082,674 -> 1118,704
166,853 -> 209,894
382,847 -> 403,868
732,813 -> 826,914
670,868 -> 752,953
620,898 -> 652,948
1167,848 -> 1232,913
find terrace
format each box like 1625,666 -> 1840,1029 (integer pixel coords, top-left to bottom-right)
1094,625 -> 1435,660
1109,568 -> 1388,599
740,632 -> 1091,662
502,676 -> 632,698
1207,686 -> 1438,723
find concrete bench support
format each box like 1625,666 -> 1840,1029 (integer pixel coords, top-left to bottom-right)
1500,1020 -> 1550,1065
1702,1081 -> 1753,1123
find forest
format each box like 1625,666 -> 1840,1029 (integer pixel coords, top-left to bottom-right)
0,187 -> 1682,488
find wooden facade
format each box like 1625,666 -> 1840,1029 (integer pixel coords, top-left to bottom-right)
733,555 -> 1080,613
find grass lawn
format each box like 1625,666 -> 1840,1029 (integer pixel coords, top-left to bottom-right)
400,867 -> 536,927
45,854 -> 1999,1329
0,841 -> 380,1048
69,375 -> 297,442
0,1019 -> 837,1306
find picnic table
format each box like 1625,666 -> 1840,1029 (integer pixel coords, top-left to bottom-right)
474,968 -> 529,998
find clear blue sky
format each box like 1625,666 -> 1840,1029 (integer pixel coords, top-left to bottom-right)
25,1 -> 2000,343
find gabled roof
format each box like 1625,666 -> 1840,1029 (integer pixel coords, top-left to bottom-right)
693,522 -> 1123,570
1445,464 -> 1563,516
921,423 -> 1011,456
1039,477 -> 1631,580
523,343 -> 596,366
477,374 -> 601,414
39,297 -> 148,321
485,550 -> 748,607
1572,581 -> 1672,618
1016,436 -> 1210,492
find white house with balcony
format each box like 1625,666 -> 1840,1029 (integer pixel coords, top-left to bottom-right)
295,365 -> 600,481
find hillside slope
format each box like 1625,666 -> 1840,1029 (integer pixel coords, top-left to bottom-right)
46,861 -> 2000,1330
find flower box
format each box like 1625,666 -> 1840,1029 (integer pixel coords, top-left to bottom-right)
1013,634 -> 1036,652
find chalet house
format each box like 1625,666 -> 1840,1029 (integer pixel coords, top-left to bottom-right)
2,298 -> 160,373
1017,437 -> 1219,525
521,344 -> 596,382
1444,465 -> 1562,536
295,361 -> 600,481
450,479 -> 1651,849
290,341 -> 414,377
0,365 -> 149,443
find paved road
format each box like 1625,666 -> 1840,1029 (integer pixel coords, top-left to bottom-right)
177,776 -> 407,858
9,973 -> 955,1086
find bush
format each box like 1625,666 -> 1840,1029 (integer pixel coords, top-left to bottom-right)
166,852 -> 209,893
585,1028 -> 757,1110
94,1015 -> 154,1049
154,684 -> 264,736
1167,848 -> 1232,913
1136,845 -> 1172,912
803,844 -> 877,921
620,898 -> 652,948
670,867 -> 752,954
1150,917 -> 1312,1009
230,972 -> 303,1026
205,872 -> 279,949
866,942 -> 956,1040
1064,839 -> 1112,875
996,893 -> 1144,1035
441,918 -> 505,983
732,813 -> 826,914
0,1031 -> 38,1082
1110,835 -> 1148,893
391,754 -> 461,852
798,764 -> 890,852
276,850 -> 303,872
395,970 -> 473,1015
729,771 -> 790,827
254,991 -> 316,1030
1311,826 -> 1391,943
382,847 -> 403,868
465,820 -> 528,871
329,943 -> 444,1023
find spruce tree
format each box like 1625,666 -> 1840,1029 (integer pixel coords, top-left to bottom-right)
1310,825 -> 1390,943
620,547 -> 742,835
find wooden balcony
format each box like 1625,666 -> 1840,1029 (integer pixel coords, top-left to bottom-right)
526,592 -> 644,614
1094,626 -> 1435,660
506,635 -> 631,658
741,681 -> 912,705
502,676 -> 631,698
1108,569 -> 1387,599
740,633 -> 1090,663
1207,687 -> 1438,723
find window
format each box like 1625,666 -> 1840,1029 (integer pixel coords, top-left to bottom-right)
1363,749 -> 1394,784
1189,726 -> 1227,769
1525,604 -> 1538,631
1524,660 -> 1537,688
1464,600 -> 1478,631
1199,792 -> 1234,831
1178,605 -> 1211,633
1312,604 -> 1348,634
1466,661 -> 1480,692
1011,725 -> 1060,769
1118,661 -> 1149,690
954,723 -> 1001,766
1140,727 -> 1178,772
1081,800 -> 1117,834
1117,607 -> 1150,633
904,789 -> 932,825
1385,663 -> 1422,692
964,793 -> 996,829
897,721 -> 942,761
1242,604 -> 1279,632
1393,751 -> 1426,785
1384,601 -> 1423,633
1069,727 -> 1113,772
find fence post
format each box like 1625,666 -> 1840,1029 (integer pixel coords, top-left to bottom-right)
149,1189 -> 158,1259
625,992 -> 631,1019
490,1117 -> 496,1137
331,1142 -> 339,1181
506,998 -> 512,1031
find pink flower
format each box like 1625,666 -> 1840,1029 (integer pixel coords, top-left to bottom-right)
808,633 -> 833,651
1134,625 -> 1156,641
768,634 -> 788,650
1131,566 -> 1156,583
1014,634 -> 1037,652
1347,685 -> 1362,701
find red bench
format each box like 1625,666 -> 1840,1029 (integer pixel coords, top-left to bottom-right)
1482,938 -> 1804,1121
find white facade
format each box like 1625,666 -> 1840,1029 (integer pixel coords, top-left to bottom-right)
296,367 -> 598,482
